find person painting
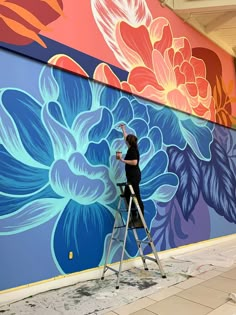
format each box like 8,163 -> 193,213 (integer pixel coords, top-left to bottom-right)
117,124 -> 144,228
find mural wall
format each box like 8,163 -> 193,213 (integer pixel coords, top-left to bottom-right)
1,48 -> 236,291
1,0 -> 236,126
1,0 -> 236,291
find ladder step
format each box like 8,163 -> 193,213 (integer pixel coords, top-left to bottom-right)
114,225 -> 126,229
106,266 -> 119,274
112,237 -> 125,243
136,240 -> 151,245
142,255 -> 157,263
117,182 -> 127,187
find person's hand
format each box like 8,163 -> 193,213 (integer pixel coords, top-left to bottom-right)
118,124 -> 125,130
116,151 -> 122,160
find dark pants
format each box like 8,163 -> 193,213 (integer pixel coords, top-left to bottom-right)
124,179 -> 144,214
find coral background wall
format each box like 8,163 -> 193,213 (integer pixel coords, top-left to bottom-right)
1,0 -> 236,291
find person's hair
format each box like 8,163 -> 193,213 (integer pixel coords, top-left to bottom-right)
126,134 -> 138,149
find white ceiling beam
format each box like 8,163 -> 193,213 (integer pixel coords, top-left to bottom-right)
183,15 -> 236,57
205,11 -> 236,33
166,0 -> 236,13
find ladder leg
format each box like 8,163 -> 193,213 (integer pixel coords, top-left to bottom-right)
132,228 -> 148,270
115,196 -> 132,289
128,184 -> 166,278
101,198 -> 122,280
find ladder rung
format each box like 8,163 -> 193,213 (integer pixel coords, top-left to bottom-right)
106,266 -> 119,274
112,237 -> 125,242
117,182 -> 127,187
136,240 -> 151,245
114,225 -> 126,229
117,209 -> 128,212
142,255 -> 157,263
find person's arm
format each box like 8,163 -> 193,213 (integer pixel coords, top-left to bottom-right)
120,158 -> 138,166
119,124 -> 127,142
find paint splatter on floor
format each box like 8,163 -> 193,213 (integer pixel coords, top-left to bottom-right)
0,259 -> 213,315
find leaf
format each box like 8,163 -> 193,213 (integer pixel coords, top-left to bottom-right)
0,14 -> 46,47
200,140 -> 236,223
167,146 -> 201,221
228,79 -> 234,95
91,0 -> 152,69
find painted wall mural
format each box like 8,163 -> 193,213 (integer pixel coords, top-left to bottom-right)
1,49 -> 236,291
0,0 -> 236,127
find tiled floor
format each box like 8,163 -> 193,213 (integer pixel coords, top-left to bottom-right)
105,265 -> 236,315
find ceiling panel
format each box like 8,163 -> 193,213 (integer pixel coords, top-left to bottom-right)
163,0 -> 236,57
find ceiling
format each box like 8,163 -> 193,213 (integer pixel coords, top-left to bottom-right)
162,0 -> 236,58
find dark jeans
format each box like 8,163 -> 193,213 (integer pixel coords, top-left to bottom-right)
124,179 -> 144,214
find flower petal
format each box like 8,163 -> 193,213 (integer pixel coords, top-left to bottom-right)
53,200 -> 114,273
69,152 -> 116,203
92,0 -> 152,69
150,17 -> 171,47
42,103 -> 76,160
190,57 -> 206,78
50,160 -> 105,204
112,97 -> 134,125
72,108 -> 103,154
142,150 -> 168,183
118,22 -> 153,68
180,119 -> 213,161
52,68 -> 92,127
100,86 -> 122,111
167,88 -> 191,113
149,107 -> 186,149
88,108 -> 113,142
0,185 -> 61,216
139,138 -> 151,156
131,98 -> 149,122
141,173 -> 179,202
0,146 -> 48,195
0,198 -> 68,235
94,64 -> 121,89
39,65 -> 59,103
128,66 -> 163,92
0,89 -> 53,167
152,49 -> 174,88
48,54 -> 89,77
85,140 -> 110,167
148,127 -> 163,152
129,118 -> 149,138
153,22 -> 173,55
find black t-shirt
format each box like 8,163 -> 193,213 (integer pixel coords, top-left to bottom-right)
125,146 -> 141,181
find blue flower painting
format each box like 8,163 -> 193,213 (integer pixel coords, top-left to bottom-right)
1,51 -> 236,291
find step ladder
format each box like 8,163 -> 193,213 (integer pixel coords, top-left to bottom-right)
101,182 -> 166,289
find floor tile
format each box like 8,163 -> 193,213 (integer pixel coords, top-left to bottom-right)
148,286 -> 183,302
174,277 -> 205,289
104,312 -> 119,315
201,276 -> 236,293
196,270 -> 223,280
214,266 -> 234,272
221,268 -> 236,280
176,284 -> 228,308
131,310 -> 156,315
113,297 -> 156,315
207,302 -> 236,314
146,295 -> 212,315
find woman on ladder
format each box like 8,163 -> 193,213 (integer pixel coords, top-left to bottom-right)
117,124 -> 144,228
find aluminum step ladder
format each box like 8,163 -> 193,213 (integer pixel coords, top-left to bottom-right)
101,182 -> 166,289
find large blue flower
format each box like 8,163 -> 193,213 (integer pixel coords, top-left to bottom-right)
147,104 -> 214,161
0,65 -> 178,273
